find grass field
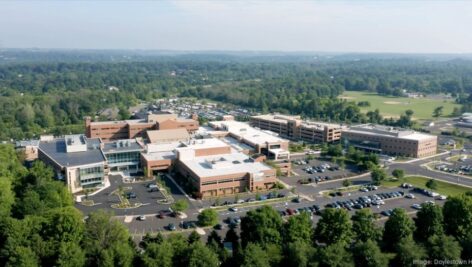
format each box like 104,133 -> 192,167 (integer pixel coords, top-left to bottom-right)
382,176 -> 472,196
338,91 -> 460,121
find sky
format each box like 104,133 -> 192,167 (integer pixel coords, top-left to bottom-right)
0,0 -> 471,53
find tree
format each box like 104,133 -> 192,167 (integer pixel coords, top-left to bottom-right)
6,246 -> 39,267
393,238 -> 428,267
166,234 -> 189,267
187,242 -> 220,267
83,210 -> 135,267
283,211 -> 313,244
171,200 -> 189,215
188,231 -> 201,244
141,241 -> 174,267
382,208 -> 415,251
426,179 -> 438,190
442,194 -> 472,241
316,242 -> 354,267
314,208 -> 352,245
427,235 -> 462,265
325,144 -> 343,157
414,202 -> 444,242
240,243 -> 270,267
198,209 -> 218,227
342,179 -> 352,187
351,209 -> 381,242
351,240 -> 389,267
460,232 -> 472,263
118,105 -> 131,120
370,167 -> 387,186
0,179 -> 15,218
241,206 -> 283,247
284,240 -> 316,267
43,206 -> 85,244
391,169 -> 405,179
433,106 -> 444,118
56,241 -> 86,267
265,243 -> 283,267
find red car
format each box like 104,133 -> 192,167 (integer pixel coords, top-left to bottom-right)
286,208 -> 295,215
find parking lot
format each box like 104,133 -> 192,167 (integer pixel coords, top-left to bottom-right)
435,155 -> 472,176
283,158 -> 360,186
123,180 -> 446,242
76,174 -> 177,216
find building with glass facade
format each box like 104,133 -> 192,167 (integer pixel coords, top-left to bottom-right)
102,139 -> 143,174
38,135 -> 107,193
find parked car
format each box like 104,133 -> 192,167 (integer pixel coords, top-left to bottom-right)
148,187 -> 159,192
146,183 -> 158,189
437,195 -> 447,200
381,210 -> 392,216
405,193 -> 415,199
411,204 -> 422,210
229,207 -> 238,212
158,211 -> 166,219
137,215 -> 146,221
167,223 -> 176,231
126,192 -> 137,199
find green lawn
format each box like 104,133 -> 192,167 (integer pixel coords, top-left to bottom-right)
338,91 -> 460,121
382,176 -> 472,197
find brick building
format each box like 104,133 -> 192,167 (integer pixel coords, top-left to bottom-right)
342,124 -> 437,158
250,114 -> 344,143
85,112 -> 198,141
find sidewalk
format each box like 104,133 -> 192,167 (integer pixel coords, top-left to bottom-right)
404,151 -> 450,164
75,177 -> 111,203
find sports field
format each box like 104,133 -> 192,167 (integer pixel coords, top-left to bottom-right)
338,91 -> 460,121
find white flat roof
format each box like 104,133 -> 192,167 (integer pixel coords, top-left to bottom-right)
210,120 -> 288,145
142,151 -> 176,161
344,126 -> 436,142
182,138 -> 229,150
180,152 -> 271,178
400,132 -> 437,141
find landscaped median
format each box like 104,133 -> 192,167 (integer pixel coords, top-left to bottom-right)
110,186 -> 143,209
381,175 -> 472,196
208,195 -> 297,212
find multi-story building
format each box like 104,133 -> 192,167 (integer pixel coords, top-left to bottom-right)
342,124 -> 437,158
174,138 -> 277,198
38,135 -> 107,193
251,114 -> 344,143
209,120 -> 290,160
85,112 -> 199,141
101,139 -> 144,175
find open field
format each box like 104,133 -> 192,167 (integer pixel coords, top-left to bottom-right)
382,175 -> 472,196
338,91 -> 460,121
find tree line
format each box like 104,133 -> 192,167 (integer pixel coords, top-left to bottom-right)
1,59 -> 472,140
